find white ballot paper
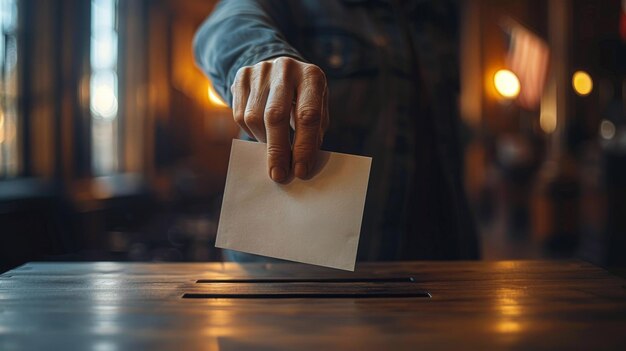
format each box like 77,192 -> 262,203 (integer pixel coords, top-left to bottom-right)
216,139 -> 372,271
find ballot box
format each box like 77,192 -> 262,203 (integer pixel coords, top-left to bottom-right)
1,261 -> 626,350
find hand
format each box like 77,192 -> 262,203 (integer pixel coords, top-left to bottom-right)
231,56 -> 329,182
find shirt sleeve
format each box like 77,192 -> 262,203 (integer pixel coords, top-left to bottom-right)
193,0 -> 304,106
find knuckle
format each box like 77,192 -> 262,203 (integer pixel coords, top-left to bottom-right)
273,56 -> 291,65
235,66 -> 251,80
256,60 -> 271,68
255,61 -> 272,75
232,68 -> 251,91
302,65 -> 326,84
264,105 -> 289,127
297,107 -> 321,127
302,64 -> 323,76
233,110 -> 245,125
243,110 -> 262,126
274,57 -> 294,72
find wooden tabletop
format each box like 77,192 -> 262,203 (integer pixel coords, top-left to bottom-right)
1,260 -> 625,350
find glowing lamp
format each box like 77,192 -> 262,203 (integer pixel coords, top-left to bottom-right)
494,69 -> 521,99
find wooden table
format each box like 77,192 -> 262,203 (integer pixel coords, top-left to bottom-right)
1,260 -> 625,350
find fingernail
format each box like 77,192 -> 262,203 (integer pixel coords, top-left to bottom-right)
271,167 -> 287,182
294,163 -> 308,179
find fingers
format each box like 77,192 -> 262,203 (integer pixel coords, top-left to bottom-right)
264,83 -> 293,182
231,58 -> 328,182
231,67 -> 253,139
243,62 -> 272,142
293,65 -> 326,179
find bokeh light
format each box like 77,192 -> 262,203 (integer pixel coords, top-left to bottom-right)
91,83 -> 118,118
599,119 -> 616,140
207,84 -> 228,107
494,69 -> 521,99
572,71 -> 593,96
540,113 -> 557,134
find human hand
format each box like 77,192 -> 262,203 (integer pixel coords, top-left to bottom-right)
231,56 -> 329,182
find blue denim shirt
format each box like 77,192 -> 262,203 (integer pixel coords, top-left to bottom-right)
194,0 -> 479,260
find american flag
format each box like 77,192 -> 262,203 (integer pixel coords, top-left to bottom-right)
505,22 -> 550,110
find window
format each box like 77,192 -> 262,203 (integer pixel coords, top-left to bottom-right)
90,0 -> 119,175
0,0 -> 18,178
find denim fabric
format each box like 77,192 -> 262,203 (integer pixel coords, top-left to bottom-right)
195,0 -> 480,260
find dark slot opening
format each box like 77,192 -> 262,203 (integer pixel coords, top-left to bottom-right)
182,291 -> 431,299
195,277 -> 415,284
185,277 -> 430,299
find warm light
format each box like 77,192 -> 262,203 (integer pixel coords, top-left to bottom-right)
494,69 -> 521,99
540,78 -> 558,134
540,114 -> 557,134
572,71 -> 593,96
495,288 -> 523,334
599,120 -> 616,140
208,85 -> 228,107
91,84 -> 118,119
496,321 -> 522,333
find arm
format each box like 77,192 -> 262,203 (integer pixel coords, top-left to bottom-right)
193,0 -> 303,106
193,0 -> 328,182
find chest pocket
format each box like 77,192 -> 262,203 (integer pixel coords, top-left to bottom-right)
299,26 -> 379,79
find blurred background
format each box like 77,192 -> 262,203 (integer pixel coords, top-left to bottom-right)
0,0 -> 625,272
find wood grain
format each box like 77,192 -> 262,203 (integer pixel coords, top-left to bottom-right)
0,260 -> 625,350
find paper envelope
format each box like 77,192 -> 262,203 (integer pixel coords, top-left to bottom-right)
215,139 -> 372,271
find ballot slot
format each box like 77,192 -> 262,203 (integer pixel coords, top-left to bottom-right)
195,277 -> 416,284
183,277 -> 430,298
182,291 -> 431,299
